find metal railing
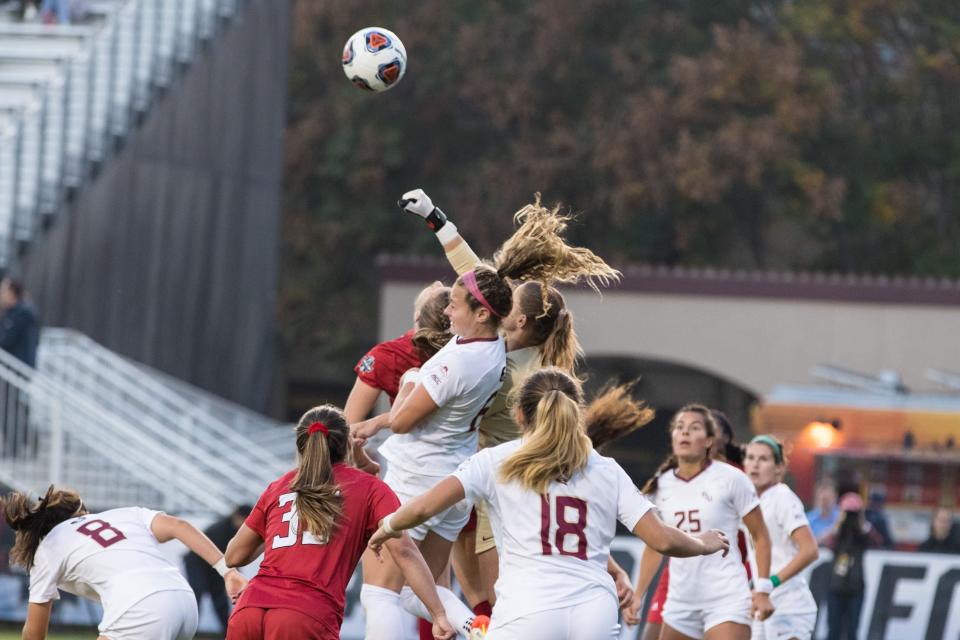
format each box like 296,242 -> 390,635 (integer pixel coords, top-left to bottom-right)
0,0 -> 246,268
0,327 -> 291,514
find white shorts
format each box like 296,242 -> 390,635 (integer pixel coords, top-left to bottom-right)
751,610 -> 816,640
384,467 -> 471,542
663,595 -> 752,639
100,589 -> 198,640
487,592 -> 619,640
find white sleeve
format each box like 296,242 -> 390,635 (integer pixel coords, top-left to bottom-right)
452,449 -> 493,504
779,489 -> 811,536
28,545 -> 61,604
730,470 -> 761,518
616,465 -> 654,530
420,351 -> 464,408
137,507 -> 163,540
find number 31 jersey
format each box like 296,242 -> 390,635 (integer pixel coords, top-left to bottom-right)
453,440 -> 654,626
652,460 -> 760,606
28,507 -> 192,629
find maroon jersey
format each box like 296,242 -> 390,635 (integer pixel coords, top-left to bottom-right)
353,330 -> 425,403
233,464 -> 400,633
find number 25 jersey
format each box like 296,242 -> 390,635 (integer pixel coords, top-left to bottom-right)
453,440 -> 654,625
28,507 -> 192,629
652,460 -> 760,606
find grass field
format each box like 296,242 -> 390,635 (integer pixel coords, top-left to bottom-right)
0,635 -> 88,639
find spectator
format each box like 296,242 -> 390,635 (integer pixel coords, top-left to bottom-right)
918,506 -> 960,554
0,277 -> 39,367
824,492 -> 883,640
184,505 -> 252,632
864,491 -> 895,549
807,480 -> 840,543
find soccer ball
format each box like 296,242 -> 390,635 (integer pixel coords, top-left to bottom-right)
341,27 -> 407,92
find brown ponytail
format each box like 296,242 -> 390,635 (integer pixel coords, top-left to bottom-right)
584,381 -> 655,452
291,405 -> 350,541
513,282 -> 582,372
3,486 -> 86,570
457,265 -> 513,326
641,403 -> 718,494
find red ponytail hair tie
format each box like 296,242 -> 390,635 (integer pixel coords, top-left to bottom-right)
307,421 -> 329,437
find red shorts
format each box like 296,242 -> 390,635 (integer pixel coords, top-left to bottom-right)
461,507 -> 478,533
227,607 -> 337,640
646,564 -> 669,625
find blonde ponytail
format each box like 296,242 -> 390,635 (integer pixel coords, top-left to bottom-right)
499,369 -> 592,494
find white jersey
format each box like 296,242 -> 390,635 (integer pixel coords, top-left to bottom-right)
380,334 -> 506,477
759,483 -> 818,614
28,507 -> 192,629
453,440 -> 654,625
652,461 -> 759,606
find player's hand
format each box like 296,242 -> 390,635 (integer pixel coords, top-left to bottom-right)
351,419 -> 382,443
622,592 -> 643,626
368,526 -> 402,557
697,529 -> 730,557
399,188 -> 435,218
610,565 -> 634,608
752,591 -> 775,621
223,569 -> 247,604
431,612 -> 456,640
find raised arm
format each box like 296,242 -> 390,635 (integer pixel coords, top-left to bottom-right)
399,189 -> 482,275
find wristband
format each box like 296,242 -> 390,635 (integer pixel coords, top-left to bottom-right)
213,557 -> 230,577
435,220 -> 458,244
770,574 -> 781,588
755,578 -> 773,594
425,207 -> 448,232
382,513 -> 397,535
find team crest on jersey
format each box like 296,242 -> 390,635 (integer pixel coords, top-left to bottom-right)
701,491 -> 713,502
359,355 -> 375,373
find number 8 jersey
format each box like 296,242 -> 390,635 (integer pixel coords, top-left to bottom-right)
651,460 -> 760,606
453,440 -> 654,627
28,507 -> 193,630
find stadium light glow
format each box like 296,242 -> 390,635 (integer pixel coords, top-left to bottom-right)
805,421 -> 838,448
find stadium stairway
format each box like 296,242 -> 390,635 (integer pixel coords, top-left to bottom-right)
0,327 -> 291,515
0,0 -> 245,268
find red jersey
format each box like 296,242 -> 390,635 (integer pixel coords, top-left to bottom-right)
234,464 -> 400,634
354,330 -> 425,403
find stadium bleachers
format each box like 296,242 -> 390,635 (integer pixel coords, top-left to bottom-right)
0,0 -> 246,270
0,327 -> 291,514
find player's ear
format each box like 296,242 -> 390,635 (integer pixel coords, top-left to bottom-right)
474,306 -> 491,324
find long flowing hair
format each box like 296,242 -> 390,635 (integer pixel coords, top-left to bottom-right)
3,486 -> 86,570
584,380 -> 655,451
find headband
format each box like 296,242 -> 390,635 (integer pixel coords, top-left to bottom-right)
307,421 -> 329,438
751,435 -> 783,464
462,270 -> 502,318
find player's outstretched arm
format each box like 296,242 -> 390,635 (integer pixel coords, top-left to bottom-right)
368,476 -> 466,553
399,188 -> 481,275
21,601 -> 52,640
152,513 -> 249,602
345,377 -> 384,475
384,534 -> 456,640
632,510 -> 730,558
743,506 -> 775,621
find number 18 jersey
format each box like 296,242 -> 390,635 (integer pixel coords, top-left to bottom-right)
652,460 -> 760,606
453,440 -> 654,626
28,507 -> 192,630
